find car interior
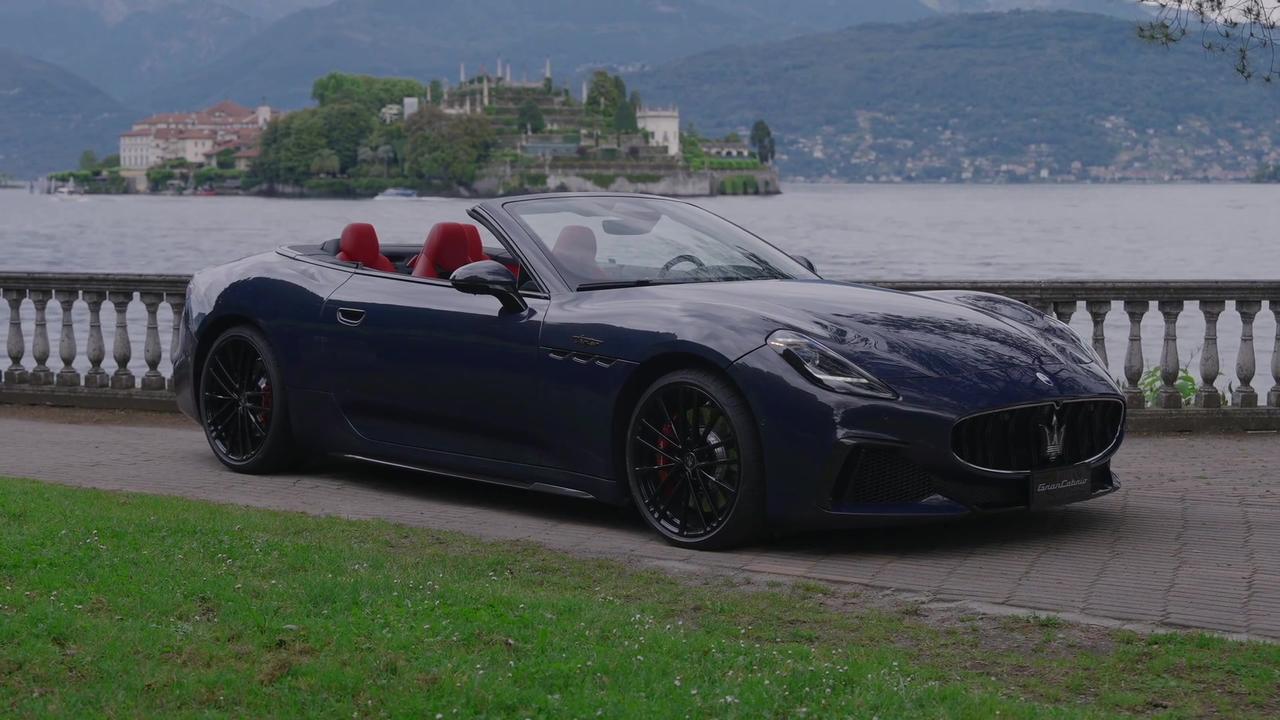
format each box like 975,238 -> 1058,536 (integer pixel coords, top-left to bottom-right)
298,222 -> 548,292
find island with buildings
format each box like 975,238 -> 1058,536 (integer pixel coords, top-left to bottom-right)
62,62 -> 779,198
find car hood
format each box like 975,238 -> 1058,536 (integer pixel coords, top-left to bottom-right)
610,279 -> 1065,380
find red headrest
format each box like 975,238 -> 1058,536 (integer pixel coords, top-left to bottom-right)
552,225 -> 603,279
414,222 -> 487,278
337,223 -> 395,272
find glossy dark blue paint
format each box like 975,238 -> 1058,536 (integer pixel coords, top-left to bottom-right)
174,193 -> 1125,528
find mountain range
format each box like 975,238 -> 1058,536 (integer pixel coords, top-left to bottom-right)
0,49 -> 127,179
627,10 -> 1280,181
1,0 -> 1148,109
2,0 -> 1248,181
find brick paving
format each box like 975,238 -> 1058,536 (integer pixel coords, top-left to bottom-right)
1,413 -> 1278,639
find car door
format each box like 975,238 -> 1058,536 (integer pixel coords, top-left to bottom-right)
319,269 -> 549,468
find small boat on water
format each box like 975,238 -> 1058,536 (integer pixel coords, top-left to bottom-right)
375,187 -> 418,199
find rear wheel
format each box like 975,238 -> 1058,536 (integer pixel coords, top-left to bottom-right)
625,369 -> 766,550
199,326 -> 295,474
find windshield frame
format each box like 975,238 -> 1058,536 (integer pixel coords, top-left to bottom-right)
488,193 -> 818,293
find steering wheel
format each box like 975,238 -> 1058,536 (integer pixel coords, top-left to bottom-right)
658,254 -> 706,277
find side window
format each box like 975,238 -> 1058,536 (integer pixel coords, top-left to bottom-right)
474,218 -> 546,295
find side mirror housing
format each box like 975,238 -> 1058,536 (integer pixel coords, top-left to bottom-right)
451,260 -> 528,312
792,255 -> 817,274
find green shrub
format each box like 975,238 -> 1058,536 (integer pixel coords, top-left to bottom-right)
303,178 -> 356,197
1139,366 -> 1198,407
584,173 -> 619,189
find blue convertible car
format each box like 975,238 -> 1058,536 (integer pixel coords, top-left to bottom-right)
175,193 -> 1125,549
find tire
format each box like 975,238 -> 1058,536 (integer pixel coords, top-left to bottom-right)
625,368 -> 766,550
198,325 -> 296,474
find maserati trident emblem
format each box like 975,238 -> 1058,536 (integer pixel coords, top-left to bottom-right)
1035,371 -> 1054,387
571,335 -> 603,348
1040,410 -> 1066,462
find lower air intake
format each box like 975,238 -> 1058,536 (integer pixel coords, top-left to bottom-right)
831,446 -> 937,506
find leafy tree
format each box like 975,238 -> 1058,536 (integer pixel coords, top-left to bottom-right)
614,95 -> 637,134
586,70 -> 627,124
1141,1 -> 1280,80
78,150 -> 98,171
516,100 -> 546,134
310,149 -> 340,177
253,110 -> 328,186
724,131 -> 742,143
311,72 -> 425,113
100,154 -> 120,169
357,145 -> 376,167
404,106 -> 494,189
316,102 -> 374,173
376,144 -> 396,178
215,149 -> 236,170
749,120 -> 775,164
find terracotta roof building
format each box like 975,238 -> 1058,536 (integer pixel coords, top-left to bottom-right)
119,100 -> 283,174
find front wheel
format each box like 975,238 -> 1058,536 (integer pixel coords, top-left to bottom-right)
625,369 -> 766,550
198,325 -> 296,474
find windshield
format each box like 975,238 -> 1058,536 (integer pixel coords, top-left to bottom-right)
504,196 -> 815,290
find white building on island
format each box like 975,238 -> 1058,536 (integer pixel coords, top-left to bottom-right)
637,106 -> 681,157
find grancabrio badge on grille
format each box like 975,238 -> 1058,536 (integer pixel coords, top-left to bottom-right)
1039,410 -> 1066,462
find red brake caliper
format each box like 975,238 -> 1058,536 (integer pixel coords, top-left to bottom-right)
657,421 -> 678,503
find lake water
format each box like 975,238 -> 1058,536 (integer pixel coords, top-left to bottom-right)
0,183 -> 1276,391
3,183 -> 1278,278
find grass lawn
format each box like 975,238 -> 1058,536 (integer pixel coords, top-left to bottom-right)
1,477 -> 1277,719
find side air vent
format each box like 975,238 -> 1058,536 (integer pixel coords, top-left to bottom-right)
830,446 -> 937,507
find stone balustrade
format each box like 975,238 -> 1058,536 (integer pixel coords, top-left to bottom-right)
2,272 -> 190,411
1,273 -> 1278,428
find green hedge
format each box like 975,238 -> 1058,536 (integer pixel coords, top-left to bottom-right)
719,174 -> 760,195
303,176 -> 420,197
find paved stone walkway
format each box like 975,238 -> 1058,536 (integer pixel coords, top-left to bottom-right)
2,414 -> 1278,640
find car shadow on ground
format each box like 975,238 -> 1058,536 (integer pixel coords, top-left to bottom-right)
281,456 -> 1131,559
769,506 -> 1121,557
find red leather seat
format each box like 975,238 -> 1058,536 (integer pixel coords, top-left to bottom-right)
412,222 -> 488,279
336,223 -> 396,273
553,225 -> 605,279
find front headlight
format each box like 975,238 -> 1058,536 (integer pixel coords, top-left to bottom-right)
767,330 -> 897,399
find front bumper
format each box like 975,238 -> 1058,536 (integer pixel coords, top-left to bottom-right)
728,344 -> 1125,529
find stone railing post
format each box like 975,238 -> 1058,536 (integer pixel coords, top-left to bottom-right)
28,289 -> 54,385
1156,300 -> 1184,409
1195,300 -> 1224,409
140,292 -> 165,391
54,289 -> 81,387
3,288 -> 27,385
1123,300 -> 1149,409
1086,300 -> 1110,368
108,291 -> 136,390
1270,299 -> 1280,409
1053,301 -> 1077,325
1233,300 -> 1261,408
82,291 -> 108,388
166,291 -> 186,391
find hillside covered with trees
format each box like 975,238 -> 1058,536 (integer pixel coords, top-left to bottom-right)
630,10 -> 1280,182
0,49 -> 127,179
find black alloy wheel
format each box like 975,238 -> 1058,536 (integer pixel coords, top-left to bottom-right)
626,369 -> 765,549
199,326 -> 295,474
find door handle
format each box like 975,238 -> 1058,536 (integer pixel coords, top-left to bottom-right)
336,307 -> 366,327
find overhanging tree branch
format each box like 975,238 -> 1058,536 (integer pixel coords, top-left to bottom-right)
1139,1 -> 1280,80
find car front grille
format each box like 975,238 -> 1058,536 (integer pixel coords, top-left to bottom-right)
951,399 -> 1124,473
830,446 -> 937,506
